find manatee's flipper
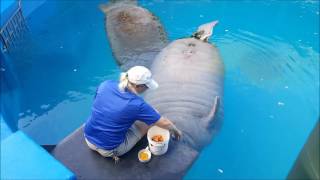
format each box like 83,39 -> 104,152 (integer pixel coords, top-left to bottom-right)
202,96 -> 220,129
192,20 -> 219,42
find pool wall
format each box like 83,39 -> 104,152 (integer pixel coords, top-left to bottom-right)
1,0 -> 47,131
1,1 -> 75,179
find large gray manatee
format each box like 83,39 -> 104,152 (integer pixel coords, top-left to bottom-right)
100,0 -> 168,71
139,20 -> 224,176
145,21 -> 223,150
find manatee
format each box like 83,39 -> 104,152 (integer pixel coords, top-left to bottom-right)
142,20 -> 224,175
51,20 -> 224,179
100,0 -> 168,71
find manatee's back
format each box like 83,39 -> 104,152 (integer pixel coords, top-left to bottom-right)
146,38 -> 224,120
144,38 -> 224,147
102,3 -> 167,70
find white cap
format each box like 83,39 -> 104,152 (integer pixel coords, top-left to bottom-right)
127,66 -> 159,90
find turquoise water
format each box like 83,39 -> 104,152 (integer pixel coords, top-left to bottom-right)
1,0 -> 15,13
1,0 -> 319,179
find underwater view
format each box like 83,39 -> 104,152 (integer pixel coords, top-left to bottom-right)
1,0 -> 319,179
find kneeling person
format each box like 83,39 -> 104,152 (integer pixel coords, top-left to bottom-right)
84,66 -> 182,158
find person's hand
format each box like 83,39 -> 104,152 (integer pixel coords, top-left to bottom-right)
172,128 -> 182,141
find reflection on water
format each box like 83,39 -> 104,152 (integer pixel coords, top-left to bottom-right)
1,52 -> 20,132
19,92 -> 93,144
220,30 -> 319,89
218,30 -> 319,116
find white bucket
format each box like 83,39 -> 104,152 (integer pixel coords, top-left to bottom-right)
147,126 -> 170,156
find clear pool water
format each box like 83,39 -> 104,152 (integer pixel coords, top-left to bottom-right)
1,0 -> 319,179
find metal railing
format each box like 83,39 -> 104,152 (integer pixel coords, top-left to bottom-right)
0,0 -> 28,52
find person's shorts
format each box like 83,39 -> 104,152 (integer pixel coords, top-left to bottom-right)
85,124 -> 143,157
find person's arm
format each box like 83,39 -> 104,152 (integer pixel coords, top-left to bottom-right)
135,101 -> 182,140
155,117 -> 182,140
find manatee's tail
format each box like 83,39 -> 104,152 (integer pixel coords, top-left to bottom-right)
99,0 -> 137,14
191,20 -> 219,42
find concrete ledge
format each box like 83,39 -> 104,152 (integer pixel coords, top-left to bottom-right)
1,131 -> 75,180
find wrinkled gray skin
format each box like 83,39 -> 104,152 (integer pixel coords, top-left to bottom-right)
146,37 -> 224,148
142,37 -> 224,176
100,0 -> 167,71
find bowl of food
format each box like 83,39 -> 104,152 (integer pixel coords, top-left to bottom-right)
138,148 -> 151,163
152,134 -> 164,142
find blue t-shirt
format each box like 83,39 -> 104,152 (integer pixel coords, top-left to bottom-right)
84,80 -> 160,150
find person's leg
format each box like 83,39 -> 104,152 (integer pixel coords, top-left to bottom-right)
85,121 -> 151,157
113,123 -> 146,156
85,138 -> 114,157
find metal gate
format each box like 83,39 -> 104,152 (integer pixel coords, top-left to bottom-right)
0,0 -> 28,52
